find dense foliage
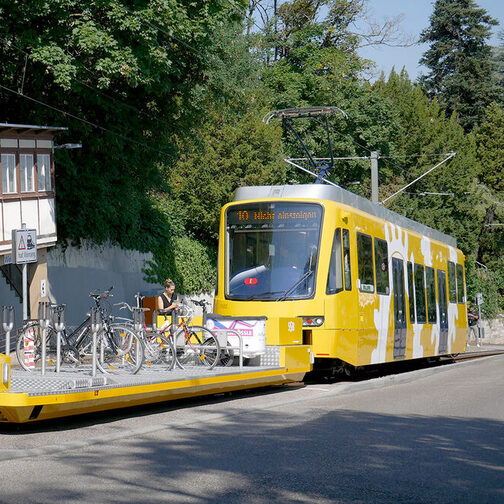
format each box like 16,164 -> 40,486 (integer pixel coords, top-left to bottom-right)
419,0 -> 500,132
1,0 -> 503,312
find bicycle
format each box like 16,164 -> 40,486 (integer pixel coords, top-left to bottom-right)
190,299 -> 235,367
154,301 -> 221,369
114,300 -> 176,370
16,287 -> 144,374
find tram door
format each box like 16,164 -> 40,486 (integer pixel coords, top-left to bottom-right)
437,270 -> 448,354
392,258 -> 407,359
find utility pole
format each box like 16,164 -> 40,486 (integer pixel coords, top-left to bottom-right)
371,151 -> 379,204
274,0 -> 278,61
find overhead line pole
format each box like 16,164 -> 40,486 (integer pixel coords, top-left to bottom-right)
371,151 -> 379,204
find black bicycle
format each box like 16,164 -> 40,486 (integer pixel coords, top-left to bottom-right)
16,287 -> 144,374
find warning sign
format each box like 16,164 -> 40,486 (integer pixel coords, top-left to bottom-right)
12,229 -> 37,264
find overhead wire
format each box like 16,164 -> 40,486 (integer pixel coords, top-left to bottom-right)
0,0 -> 249,158
1,38 -> 180,132
0,0 -> 246,140
0,82 -> 176,159
0,0 -> 242,157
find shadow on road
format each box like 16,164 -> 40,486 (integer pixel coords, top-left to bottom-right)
2,404 -> 502,503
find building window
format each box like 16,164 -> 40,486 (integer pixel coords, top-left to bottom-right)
357,232 -> 374,293
20,154 -> 35,193
374,237 -> 389,295
1,153 -> 16,194
37,154 -> 51,191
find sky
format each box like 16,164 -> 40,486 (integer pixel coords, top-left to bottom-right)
358,0 -> 504,81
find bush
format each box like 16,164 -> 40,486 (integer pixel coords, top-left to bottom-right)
144,235 -> 216,294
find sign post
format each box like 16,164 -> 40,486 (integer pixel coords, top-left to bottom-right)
476,293 -> 484,342
11,226 -> 37,321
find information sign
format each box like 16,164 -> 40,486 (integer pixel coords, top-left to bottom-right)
12,229 -> 37,264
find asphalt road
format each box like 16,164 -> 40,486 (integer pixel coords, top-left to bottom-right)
0,355 -> 503,504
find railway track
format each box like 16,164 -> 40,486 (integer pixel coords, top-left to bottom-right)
305,347 -> 504,384
450,349 -> 504,362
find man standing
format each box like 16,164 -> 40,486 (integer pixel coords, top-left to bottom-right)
467,305 -> 480,347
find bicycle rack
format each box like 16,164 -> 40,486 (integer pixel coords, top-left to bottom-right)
2,306 -> 14,357
211,329 -> 244,369
52,304 -> 66,374
132,307 -> 145,365
38,301 -> 52,376
90,307 -> 102,377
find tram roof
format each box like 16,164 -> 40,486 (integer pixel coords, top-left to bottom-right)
233,184 -> 457,248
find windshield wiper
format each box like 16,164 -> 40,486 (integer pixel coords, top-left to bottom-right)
276,270 -> 313,302
246,291 -> 285,301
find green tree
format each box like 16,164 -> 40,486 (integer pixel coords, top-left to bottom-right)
0,0 -> 243,251
374,70 -> 483,252
491,31 -> 504,92
253,1 -> 402,193
474,102 -> 504,307
168,110 -> 286,243
476,102 -> 504,193
419,0 -> 499,132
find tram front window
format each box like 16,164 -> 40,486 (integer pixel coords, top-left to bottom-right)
226,202 -> 323,300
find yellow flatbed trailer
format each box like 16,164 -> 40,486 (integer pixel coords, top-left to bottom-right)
0,345 -> 312,423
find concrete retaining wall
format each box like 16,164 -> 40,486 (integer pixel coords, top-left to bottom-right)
481,316 -> 504,344
46,240 -> 157,326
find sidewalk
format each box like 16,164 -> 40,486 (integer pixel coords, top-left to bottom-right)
466,342 -> 504,353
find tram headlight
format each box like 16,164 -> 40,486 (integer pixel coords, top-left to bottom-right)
302,316 -> 324,327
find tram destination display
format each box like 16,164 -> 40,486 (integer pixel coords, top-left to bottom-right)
227,202 -> 323,228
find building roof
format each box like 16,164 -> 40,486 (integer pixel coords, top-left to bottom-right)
0,123 -> 68,136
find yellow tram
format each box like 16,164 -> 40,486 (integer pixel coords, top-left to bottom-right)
214,184 -> 468,375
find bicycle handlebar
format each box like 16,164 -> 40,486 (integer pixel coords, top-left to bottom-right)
189,299 -> 208,308
89,286 -> 114,300
114,301 -> 150,312
114,301 -> 132,312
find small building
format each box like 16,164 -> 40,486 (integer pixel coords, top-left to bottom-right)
0,123 -> 67,319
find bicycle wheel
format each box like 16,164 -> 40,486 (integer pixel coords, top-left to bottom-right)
174,325 -> 220,369
15,322 -> 61,372
142,332 -> 176,370
73,325 -> 93,359
219,347 -> 235,367
95,325 -> 144,374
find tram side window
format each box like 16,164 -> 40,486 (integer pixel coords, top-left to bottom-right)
414,264 -> 427,323
425,266 -> 437,324
456,263 -> 465,304
327,228 -> 343,294
343,229 -> 352,290
374,238 -> 389,295
407,262 -> 415,323
357,232 -> 374,293
448,261 -> 457,303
